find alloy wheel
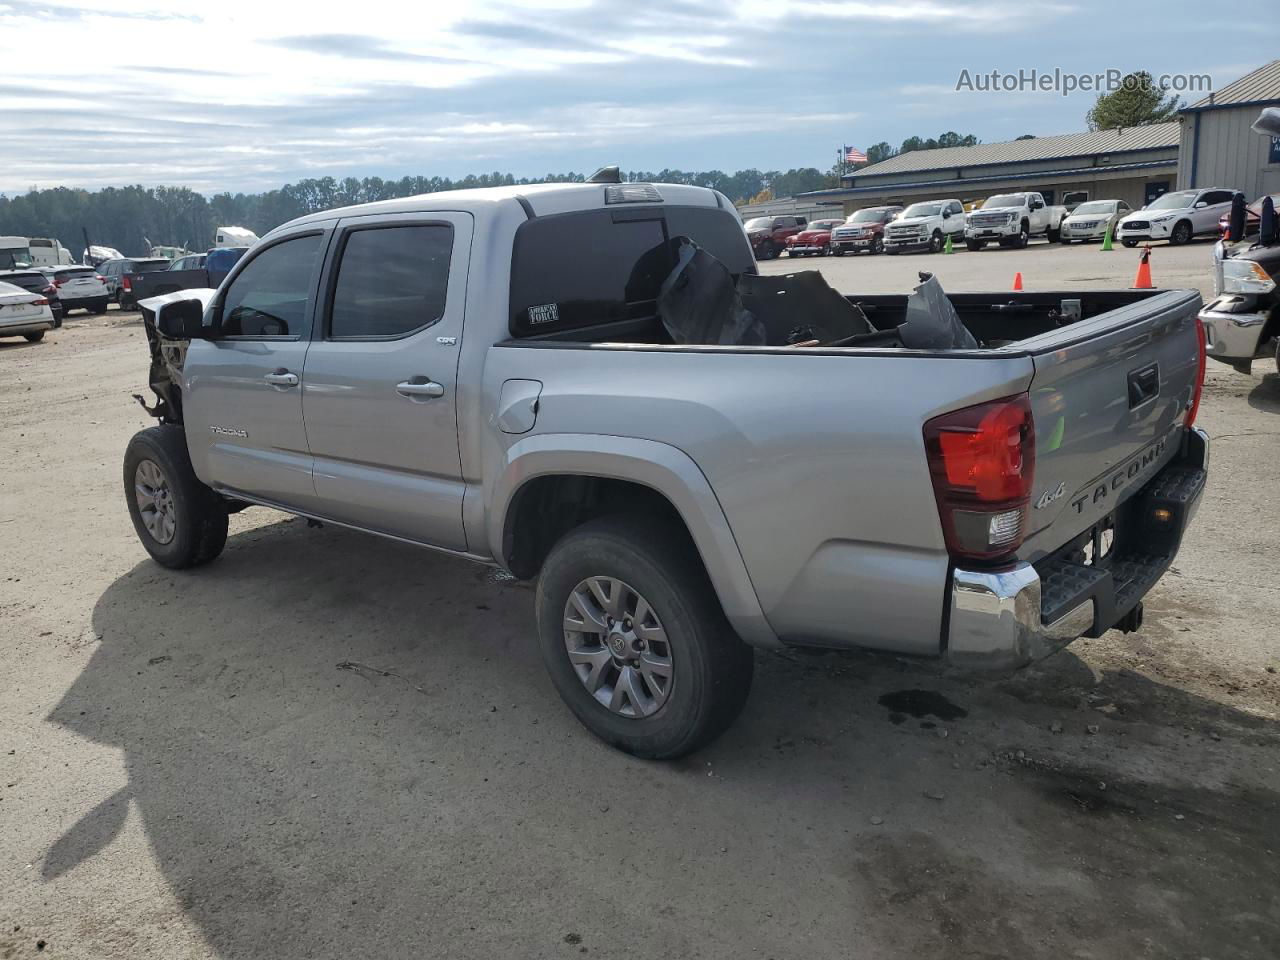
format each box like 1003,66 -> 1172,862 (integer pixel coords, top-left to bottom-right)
134,458 -> 176,544
563,576 -> 674,718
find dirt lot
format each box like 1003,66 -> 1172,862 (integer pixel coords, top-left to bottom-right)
2,241 -> 1279,960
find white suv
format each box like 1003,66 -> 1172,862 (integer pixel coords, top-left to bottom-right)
1116,188 -> 1240,247
40,265 -> 110,315
883,199 -> 966,254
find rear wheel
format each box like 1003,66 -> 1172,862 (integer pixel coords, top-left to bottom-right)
536,515 -> 754,759
1170,220 -> 1193,245
24,331 -> 45,342
124,426 -> 228,569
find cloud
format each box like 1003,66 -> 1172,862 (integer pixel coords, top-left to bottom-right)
0,0 -> 1270,195
266,33 -> 474,64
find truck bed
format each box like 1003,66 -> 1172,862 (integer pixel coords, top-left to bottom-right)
489,285 -> 1203,653
510,288 -> 1173,352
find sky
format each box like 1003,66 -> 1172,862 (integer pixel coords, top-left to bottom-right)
0,0 -> 1275,196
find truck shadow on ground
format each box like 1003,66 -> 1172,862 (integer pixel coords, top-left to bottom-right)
1247,372 -> 1279,414
47,516 -> 1280,960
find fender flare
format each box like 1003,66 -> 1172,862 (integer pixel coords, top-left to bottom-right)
486,433 -> 779,648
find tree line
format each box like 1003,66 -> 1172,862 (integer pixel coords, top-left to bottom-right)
0,167 -> 837,258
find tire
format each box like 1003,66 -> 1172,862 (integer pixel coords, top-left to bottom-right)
761,241 -> 777,261
1017,222 -> 1030,248
1047,227 -> 1061,243
536,515 -> 754,760
24,331 -> 45,342
928,231 -> 943,254
871,236 -> 884,255
885,247 -> 899,256
819,243 -> 830,257
966,239 -> 984,252
124,425 -> 228,569
1122,238 -> 1138,248
1170,220 -> 1193,246
832,248 -> 844,257
1059,236 -> 1072,244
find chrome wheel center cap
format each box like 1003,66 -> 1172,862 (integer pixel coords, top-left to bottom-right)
607,629 -> 629,657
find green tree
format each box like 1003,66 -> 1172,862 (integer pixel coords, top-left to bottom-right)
865,141 -> 897,164
1086,71 -> 1182,130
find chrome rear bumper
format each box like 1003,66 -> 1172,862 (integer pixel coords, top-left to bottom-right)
945,428 -> 1209,671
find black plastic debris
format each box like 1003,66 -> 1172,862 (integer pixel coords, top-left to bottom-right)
736,270 -> 874,345
657,238 -> 766,346
898,272 -> 979,350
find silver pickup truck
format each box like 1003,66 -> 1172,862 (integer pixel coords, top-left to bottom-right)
125,178 -> 1209,758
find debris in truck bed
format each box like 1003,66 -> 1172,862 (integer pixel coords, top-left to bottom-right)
658,238 -> 766,346
897,272 -> 979,350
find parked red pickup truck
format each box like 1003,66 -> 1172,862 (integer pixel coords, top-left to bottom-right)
830,206 -> 903,256
785,219 -> 846,257
743,215 -> 807,260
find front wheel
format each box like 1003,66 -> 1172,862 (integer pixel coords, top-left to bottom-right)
1047,227 -> 1061,242
1122,238 -> 1138,248
928,231 -> 943,254
870,236 -> 884,255
966,239 -> 984,251
124,426 -> 228,569
536,515 -> 754,759
24,331 -> 45,342
1169,220 -> 1193,246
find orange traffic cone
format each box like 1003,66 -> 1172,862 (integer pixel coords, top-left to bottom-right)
1132,245 -> 1154,289
1012,272 -> 1023,291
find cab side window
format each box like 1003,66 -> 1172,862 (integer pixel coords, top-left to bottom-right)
1200,190 -> 1234,206
328,225 -> 453,339
219,233 -> 323,338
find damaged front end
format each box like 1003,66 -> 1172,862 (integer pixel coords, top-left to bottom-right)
134,289 -> 218,425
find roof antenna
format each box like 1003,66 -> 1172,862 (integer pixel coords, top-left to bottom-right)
587,165 -> 623,184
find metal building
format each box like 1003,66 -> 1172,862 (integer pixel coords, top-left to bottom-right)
1178,58 -> 1280,199
797,125 -> 1180,215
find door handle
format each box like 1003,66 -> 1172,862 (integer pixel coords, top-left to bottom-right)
263,370 -> 299,387
396,378 -> 445,400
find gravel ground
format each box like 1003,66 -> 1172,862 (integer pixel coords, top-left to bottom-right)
2,242 -> 1278,960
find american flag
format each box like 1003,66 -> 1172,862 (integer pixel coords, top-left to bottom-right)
844,145 -> 868,164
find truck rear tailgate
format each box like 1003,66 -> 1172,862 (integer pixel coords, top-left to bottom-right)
1018,289 -> 1203,566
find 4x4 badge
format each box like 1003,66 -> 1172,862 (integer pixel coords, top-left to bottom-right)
1035,481 -> 1066,509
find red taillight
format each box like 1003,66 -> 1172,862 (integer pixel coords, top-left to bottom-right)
924,394 -> 1035,561
95,275 -> 106,283
1185,315 -> 1207,427
33,297 -> 49,305
122,275 -> 132,290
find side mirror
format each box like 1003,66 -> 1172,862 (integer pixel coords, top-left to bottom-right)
1194,201 -> 1208,209
154,298 -> 211,340
942,209 -> 951,218
1261,196 -> 1278,247
1227,193 -> 1246,243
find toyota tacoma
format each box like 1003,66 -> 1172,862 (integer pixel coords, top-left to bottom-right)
123,175 -> 1210,759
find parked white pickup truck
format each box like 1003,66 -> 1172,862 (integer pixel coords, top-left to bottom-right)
883,199 -> 966,255
965,192 -> 1067,250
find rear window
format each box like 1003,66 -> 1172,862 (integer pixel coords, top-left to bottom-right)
54,268 -> 95,281
207,248 -> 246,273
509,206 -> 754,337
133,260 -> 170,273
